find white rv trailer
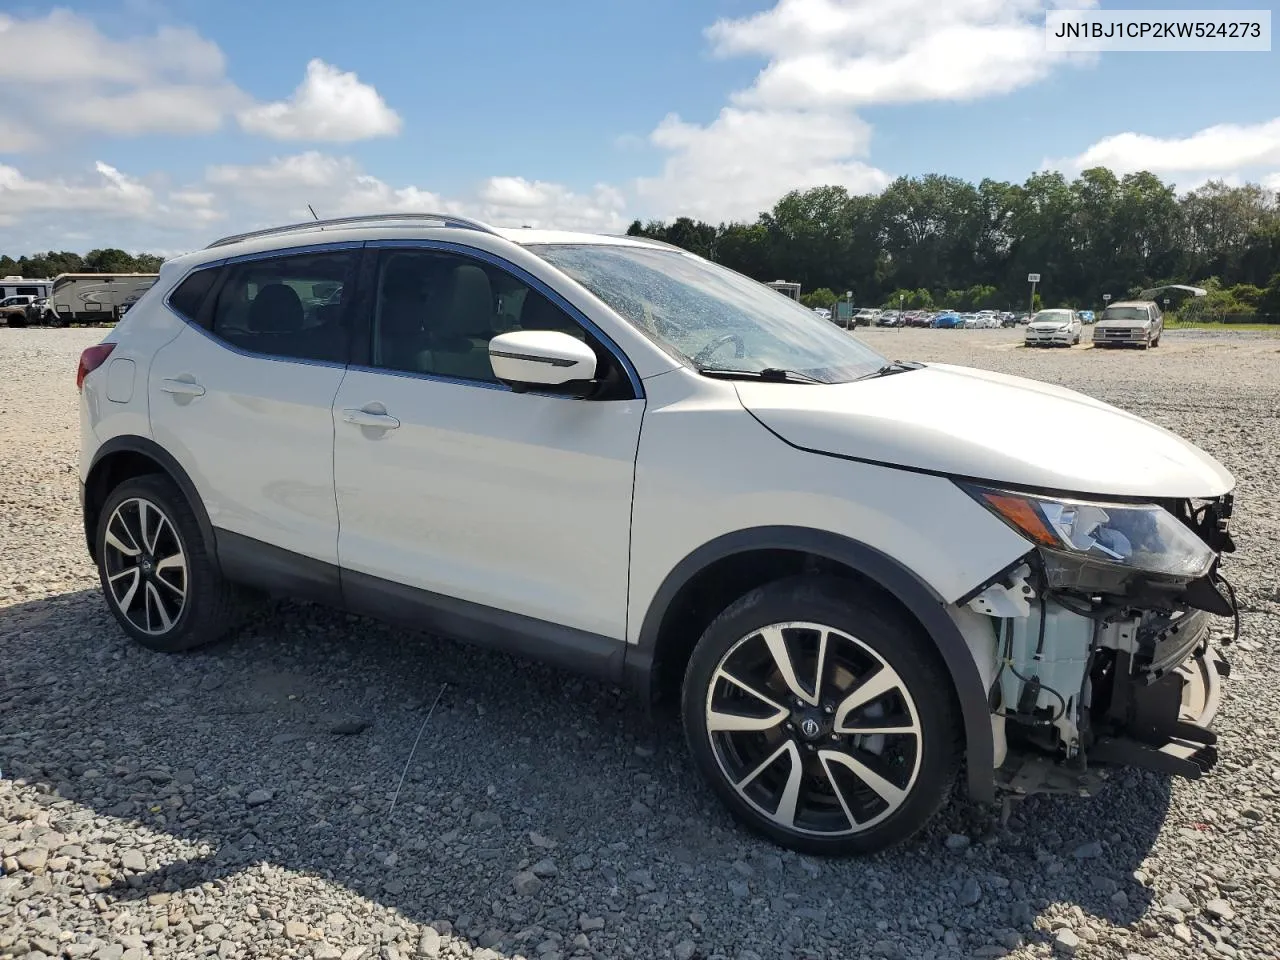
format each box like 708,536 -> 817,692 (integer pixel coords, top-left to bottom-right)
766,280 -> 801,301
0,276 -> 52,300
49,273 -> 159,325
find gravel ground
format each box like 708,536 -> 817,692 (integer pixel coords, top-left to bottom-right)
2,326 -> 1279,960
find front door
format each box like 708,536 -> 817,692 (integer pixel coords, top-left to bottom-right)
332,245 -> 644,642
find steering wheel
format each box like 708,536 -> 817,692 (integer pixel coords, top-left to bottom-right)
693,333 -> 746,366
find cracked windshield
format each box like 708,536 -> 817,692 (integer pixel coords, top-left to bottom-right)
533,243 -> 887,383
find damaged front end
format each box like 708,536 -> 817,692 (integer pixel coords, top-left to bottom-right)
958,485 -> 1238,798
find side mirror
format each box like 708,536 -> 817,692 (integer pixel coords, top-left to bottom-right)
489,330 -> 597,392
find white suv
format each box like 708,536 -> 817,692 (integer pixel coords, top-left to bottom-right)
78,214 -> 1239,856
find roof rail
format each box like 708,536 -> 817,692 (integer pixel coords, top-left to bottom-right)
205,212 -> 496,250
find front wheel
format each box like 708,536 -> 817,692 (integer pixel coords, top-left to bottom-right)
681,576 -> 960,856
96,474 -> 249,652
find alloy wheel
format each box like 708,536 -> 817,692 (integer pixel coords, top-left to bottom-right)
102,497 -> 188,635
704,621 -> 922,837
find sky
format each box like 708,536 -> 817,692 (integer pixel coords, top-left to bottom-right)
0,0 -> 1277,256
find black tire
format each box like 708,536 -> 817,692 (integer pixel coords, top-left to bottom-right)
681,575 -> 961,856
95,474 -> 248,652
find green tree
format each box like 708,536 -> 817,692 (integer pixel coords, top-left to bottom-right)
800,287 -> 838,309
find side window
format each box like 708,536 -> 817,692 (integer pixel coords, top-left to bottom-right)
209,251 -> 355,363
370,250 -> 591,385
168,267 -> 219,322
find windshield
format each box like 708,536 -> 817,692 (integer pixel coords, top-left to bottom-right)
1102,306 -> 1150,322
529,243 -> 887,383
1032,310 -> 1073,323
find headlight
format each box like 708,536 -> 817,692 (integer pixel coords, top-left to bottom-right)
962,484 -> 1214,579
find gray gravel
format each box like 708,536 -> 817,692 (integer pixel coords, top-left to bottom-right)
2,326 -> 1279,960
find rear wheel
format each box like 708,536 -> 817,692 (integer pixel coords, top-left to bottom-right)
96,474 -> 248,652
681,576 -> 960,856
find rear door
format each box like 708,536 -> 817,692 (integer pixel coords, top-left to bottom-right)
148,246 -> 359,578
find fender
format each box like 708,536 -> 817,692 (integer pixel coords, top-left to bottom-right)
84,435 -> 217,566
626,526 -> 997,803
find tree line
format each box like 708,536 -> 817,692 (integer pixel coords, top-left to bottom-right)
627,169 -> 1280,320
0,248 -> 165,280
6,170 -> 1279,320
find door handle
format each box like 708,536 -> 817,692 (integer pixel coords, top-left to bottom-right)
160,377 -> 205,397
342,407 -> 400,429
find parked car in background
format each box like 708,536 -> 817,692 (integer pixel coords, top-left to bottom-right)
26,298 -> 54,325
1024,309 -> 1082,347
0,295 -> 35,327
1000,312 -> 1019,327
812,307 -> 832,321
76,211 -> 1239,858
852,307 -> 880,327
1093,301 -> 1163,348
1079,310 -> 1095,324
933,312 -> 963,328
876,311 -> 904,327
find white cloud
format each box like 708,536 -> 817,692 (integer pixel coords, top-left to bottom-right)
237,59 -> 402,142
200,155 -> 623,231
1063,118 -> 1280,175
0,11 -> 244,146
635,0 -> 1092,222
709,0 -> 1096,108
0,150 -> 631,251
0,161 -> 155,225
329,176 -> 448,216
637,107 -> 888,222
207,152 -> 360,189
0,14 -> 399,150
0,12 -> 226,85
475,177 -> 627,231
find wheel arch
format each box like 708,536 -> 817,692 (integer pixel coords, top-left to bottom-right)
84,436 -> 215,566
626,526 -> 996,803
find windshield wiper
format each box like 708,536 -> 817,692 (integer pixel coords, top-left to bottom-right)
699,367 -> 821,383
853,360 -> 924,382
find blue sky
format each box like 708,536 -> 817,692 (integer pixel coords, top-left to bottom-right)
1,0 -> 1277,254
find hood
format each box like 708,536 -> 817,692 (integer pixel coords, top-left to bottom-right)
735,363 -> 1234,499
1029,319 -> 1071,330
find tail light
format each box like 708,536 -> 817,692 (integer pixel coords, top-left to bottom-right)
77,343 -> 117,390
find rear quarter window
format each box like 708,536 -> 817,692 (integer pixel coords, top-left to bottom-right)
168,268 -> 220,322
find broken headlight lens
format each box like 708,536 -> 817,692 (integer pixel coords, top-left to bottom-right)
962,485 -> 1215,579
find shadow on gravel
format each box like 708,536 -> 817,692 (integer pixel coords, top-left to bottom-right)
2,588 -> 1175,958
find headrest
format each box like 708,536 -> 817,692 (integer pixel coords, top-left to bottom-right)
248,283 -> 304,333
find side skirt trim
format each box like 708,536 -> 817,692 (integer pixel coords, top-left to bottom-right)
214,529 -> 627,684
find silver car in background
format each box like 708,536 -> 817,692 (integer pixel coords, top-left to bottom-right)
1093,301 -> 1164,348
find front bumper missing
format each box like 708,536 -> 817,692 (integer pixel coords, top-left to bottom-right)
996,641 -> 1229,796
1088,642 -> 1229,779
